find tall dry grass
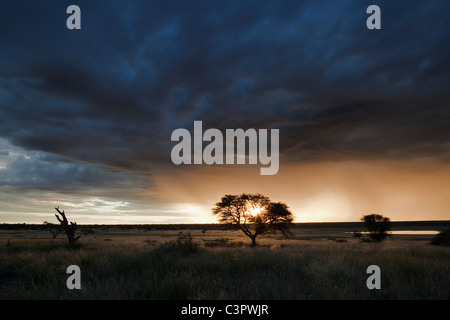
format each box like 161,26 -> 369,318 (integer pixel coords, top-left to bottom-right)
0,235 -> 449,299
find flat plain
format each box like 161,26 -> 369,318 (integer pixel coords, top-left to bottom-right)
0,221 -> 449,299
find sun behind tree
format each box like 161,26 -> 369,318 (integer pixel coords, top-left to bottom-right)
212,193 -> 294,247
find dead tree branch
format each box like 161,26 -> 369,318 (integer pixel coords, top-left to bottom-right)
55,207 -> 81,247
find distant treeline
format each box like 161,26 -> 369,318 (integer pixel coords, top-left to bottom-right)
1,221 -> 450,231
293,221 -> 450,231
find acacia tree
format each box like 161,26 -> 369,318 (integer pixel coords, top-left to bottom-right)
212,193 -> 294,247
42,221 -> 63,239
361,213 -> 391,241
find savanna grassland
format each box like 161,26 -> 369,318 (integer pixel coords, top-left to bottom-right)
0,222 -> 449,300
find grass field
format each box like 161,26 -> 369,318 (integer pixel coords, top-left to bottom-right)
0,222 -> 449,300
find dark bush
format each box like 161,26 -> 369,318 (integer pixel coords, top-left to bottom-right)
430,229 -> 450,246
361,214 -> 391,242
157,232 -> 200,255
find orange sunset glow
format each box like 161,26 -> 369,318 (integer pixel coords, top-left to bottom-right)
0,1 -> 448,226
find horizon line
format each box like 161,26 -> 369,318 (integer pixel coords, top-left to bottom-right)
2,219 -> 450,226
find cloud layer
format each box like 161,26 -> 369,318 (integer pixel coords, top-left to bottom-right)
0,1 -> 449,223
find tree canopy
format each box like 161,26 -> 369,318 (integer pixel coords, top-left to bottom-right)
361,213 -> 391,241
212,193 -> 294,246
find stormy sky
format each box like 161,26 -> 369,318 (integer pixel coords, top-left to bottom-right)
0,0 -> 449,223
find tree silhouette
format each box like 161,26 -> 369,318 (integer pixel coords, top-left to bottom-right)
212,193 -> 294,247
361,213 -> 391,241
43,221 -> 63,239
54,207 -> 81,247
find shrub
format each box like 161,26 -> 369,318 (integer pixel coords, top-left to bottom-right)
157,232 -> 200,255
430,229 -> 450,246
361,214 -> 391,242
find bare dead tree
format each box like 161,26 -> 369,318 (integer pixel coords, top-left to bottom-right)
54,207 -> 81,247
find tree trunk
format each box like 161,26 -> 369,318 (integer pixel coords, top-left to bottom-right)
251,235 -> 257,247
55,207 -> 80,247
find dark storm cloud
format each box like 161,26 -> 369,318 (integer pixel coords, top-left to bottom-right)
0,139 -> 152,196
0,0 -> 449,187
278,94 -> 450,162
